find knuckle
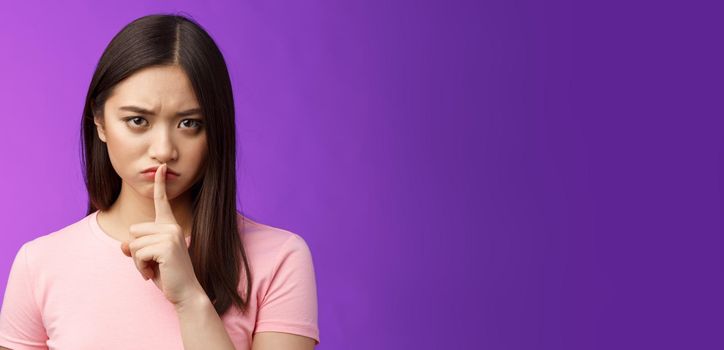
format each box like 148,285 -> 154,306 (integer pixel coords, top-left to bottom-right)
128,240 -> 138,253
167,233 -> 180,245
163,240 -> 175,251
133,255 -> 143,268
169,223 -> 181,233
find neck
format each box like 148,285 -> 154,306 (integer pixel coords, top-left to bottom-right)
101,181 -> 194,239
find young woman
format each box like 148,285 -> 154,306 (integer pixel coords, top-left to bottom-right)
0,14 -> 319,350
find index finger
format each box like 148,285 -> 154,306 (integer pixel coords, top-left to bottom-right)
154,163 -> 176,224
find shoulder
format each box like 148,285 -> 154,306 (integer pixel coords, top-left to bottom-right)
3,213 -> 92,301
237,213 -> 313,256
19,213 -> 91,264
238,215 -> 320,345
236,213 -> 316,274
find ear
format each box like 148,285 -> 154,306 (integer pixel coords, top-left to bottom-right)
93,114 -> 107,143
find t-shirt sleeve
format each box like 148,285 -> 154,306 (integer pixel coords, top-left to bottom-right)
254,233 -> 320,345
0,242 -> 49,350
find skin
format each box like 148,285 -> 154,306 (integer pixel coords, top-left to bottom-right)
88,64 -> 315,349
94,64 -> 207,243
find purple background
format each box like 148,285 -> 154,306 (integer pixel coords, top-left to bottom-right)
0,0 -> 722,349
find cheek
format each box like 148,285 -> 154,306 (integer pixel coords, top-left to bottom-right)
187,135 -> 207,160
104,128 -> 142,176
187,144 -> 207,169
185,142 -> 208,177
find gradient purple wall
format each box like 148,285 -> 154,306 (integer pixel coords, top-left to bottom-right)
1,1 -> 722,349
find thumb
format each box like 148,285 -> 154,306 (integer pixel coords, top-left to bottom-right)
121,241 -> 131,257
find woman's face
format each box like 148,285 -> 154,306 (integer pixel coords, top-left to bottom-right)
94,64 -> 207,200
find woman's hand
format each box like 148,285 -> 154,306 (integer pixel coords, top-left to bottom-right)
120,163 -> 204,306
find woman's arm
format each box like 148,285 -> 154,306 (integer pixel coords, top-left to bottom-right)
252,332 -> 316,350
175,291 -> 316,350
175,291 -> 235,349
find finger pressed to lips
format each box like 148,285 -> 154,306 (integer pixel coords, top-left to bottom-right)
154,163 -> 177,224
120,163 -> 181,281
141,171 -> 177,181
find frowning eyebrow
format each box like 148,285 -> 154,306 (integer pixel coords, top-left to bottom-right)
119,105 -> 202,117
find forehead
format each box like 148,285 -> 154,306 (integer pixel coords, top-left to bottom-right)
107,65 -> 199,110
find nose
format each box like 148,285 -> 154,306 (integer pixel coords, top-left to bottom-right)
148,127 -> 178,163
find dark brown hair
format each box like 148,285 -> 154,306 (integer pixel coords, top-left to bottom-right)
79,13 -> 251,317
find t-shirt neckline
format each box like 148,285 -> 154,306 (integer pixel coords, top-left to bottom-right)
87,210 -> 191,248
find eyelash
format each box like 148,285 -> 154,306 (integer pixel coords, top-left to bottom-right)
123,117 -> 204,130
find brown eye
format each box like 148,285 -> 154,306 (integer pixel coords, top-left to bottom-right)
124,116 -> 147,128
180,119 -> 203,129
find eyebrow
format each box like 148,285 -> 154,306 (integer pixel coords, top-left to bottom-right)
119,105 -> 203,117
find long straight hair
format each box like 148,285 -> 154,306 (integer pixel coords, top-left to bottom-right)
79,13 -> 251,317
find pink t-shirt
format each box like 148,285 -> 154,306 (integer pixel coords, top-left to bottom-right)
0,210 -> 319,349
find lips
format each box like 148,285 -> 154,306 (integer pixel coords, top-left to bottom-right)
141,166 -> 180,176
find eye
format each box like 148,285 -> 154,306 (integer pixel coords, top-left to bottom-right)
124,116 -> 148,128
180,119 -> 204,129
